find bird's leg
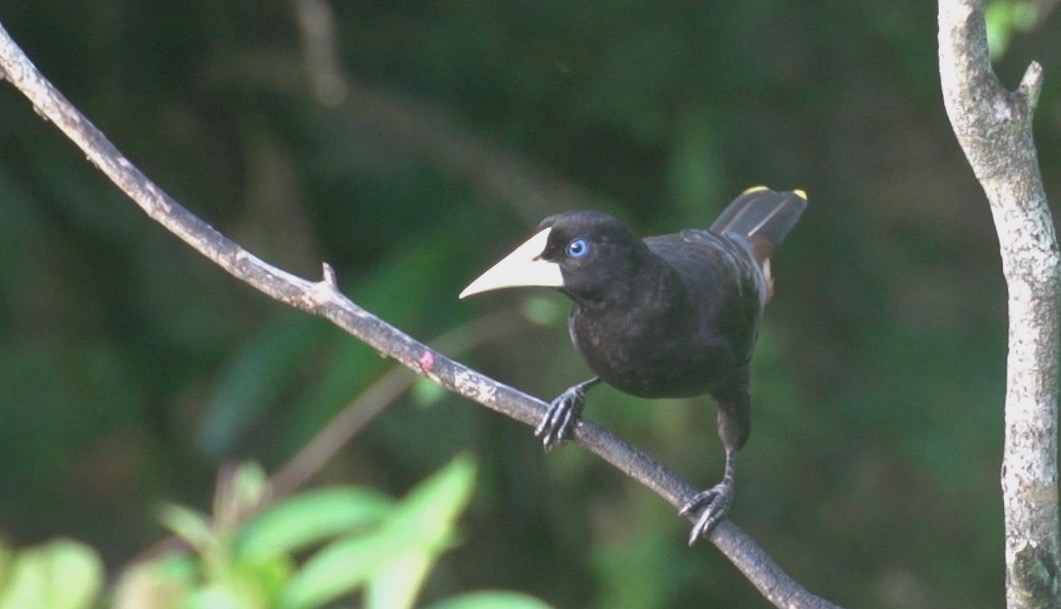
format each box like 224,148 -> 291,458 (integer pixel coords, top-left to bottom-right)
535,376 -> 601,450
681,391 -> 748,544
680,447 -> 736,544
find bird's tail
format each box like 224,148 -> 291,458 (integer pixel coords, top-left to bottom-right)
710,186 -> 807,264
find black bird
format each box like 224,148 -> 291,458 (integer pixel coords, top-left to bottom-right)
460,186 -> 806,543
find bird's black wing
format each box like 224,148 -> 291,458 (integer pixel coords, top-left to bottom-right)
662,229 -> 767,311
644,231 -> 765,365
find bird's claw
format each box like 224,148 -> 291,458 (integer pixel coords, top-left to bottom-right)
680,480 -> 734,545
534,386 -> 587,450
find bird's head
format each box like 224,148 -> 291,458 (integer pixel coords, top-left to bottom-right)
460,211 -> 647,301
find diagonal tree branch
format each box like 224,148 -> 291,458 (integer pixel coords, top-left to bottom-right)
269,307 -> 530,500
938,1 -> 1061,607
0,21 -> 842,609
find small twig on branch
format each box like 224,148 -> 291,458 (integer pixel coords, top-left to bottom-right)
0,21 -> 841,609
938,1 -> 1061,608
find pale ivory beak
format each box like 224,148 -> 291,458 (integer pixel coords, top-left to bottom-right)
459,227 -> 564,299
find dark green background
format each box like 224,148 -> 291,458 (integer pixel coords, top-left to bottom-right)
1,1 -> 1060,607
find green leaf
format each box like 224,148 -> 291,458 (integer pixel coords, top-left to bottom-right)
279,455 -> 478,609
383,453 -> 477,550
237,487 -> 394,559
158,504 -> 213,552
985,0 -> 1039,59
278,533 -> 393,609
425,591 -> 556,609
364,550 -> 432,609
186,586 -> 245,609
232,554 -> 293,607
0,539 -> 103,609
364,454 -> 478,609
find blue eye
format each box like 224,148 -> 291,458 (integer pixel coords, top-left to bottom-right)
566,238 -> 589,258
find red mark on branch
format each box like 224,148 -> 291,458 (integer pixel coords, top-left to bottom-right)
418,350 -> 435,372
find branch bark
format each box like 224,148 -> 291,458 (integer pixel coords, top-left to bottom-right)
0,20 -> 842,609
938,1 -> 1061,607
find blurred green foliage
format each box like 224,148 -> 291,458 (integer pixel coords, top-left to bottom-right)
986,0 -> 1043,58
0,458 -> 550,609
0,538 -> 102,609
0,0 -> 1060,608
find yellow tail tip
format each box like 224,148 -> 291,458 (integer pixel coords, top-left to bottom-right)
742,185 -> 807,200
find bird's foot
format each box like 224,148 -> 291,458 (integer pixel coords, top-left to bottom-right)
679,479 -> 734,545
534,385 -> 589,451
